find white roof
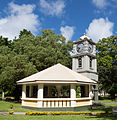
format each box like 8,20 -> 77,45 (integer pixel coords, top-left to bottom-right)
17,63 -> 96,84
80,33 -> 90,40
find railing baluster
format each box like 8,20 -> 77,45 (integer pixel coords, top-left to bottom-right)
48,101 -> 50,107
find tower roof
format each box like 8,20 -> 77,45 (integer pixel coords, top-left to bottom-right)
73,33 -> 96,45
17,63 -> 96,84
80,33 -> 90,40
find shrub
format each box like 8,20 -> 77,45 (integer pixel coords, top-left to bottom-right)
8,111 -> 14,115
10,104 -> 13,109
25,111 -> 112,116
25,112 -> 48,115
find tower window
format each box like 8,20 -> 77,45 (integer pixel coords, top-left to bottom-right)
78,57 -> 82,68
89,57 -> 92,68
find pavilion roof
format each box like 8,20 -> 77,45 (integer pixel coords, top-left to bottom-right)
17,63 -> 96,84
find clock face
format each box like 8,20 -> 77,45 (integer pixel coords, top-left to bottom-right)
88,43 -> 93,53
77,43 -> 84,53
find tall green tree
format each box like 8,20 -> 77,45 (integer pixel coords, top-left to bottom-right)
96,36 -> 117,99
0,29 -> 73,99
0,36 -> 11,47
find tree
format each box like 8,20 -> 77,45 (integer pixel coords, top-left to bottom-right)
0,29 -> 73,99
12,29 -> 72,70
0,45 -> 13,99
19,29 -> 33,39
96,36 -> 117,99
0,36 -> 11,46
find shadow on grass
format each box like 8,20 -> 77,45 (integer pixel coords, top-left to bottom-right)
86,114 -> 117,120
90,102 -> 113,113
99,96 -> 117,101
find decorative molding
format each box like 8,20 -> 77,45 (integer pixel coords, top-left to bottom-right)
76,70 -> 98,74
73,38 -> 96,45
72,53 -> 97,59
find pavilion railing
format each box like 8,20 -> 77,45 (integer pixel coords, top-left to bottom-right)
22,97 -> 91,108
42,100 -> 71,107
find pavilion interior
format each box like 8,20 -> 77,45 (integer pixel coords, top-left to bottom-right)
25,84 -> 90,98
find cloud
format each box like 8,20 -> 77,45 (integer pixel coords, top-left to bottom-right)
60,26 -> 74,42
0,2 -> 40,40
86,18 -> 114,42
92,0 -> 108,9
40,0 -> 65,17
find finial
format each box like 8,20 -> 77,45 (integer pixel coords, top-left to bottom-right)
84,33 -> 86,36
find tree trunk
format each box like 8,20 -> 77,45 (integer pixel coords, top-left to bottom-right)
110,93 -> 115,99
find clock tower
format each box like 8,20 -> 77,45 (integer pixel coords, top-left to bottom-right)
72,33 -> 98,102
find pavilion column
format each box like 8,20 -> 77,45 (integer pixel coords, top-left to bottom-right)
22,84 -> 26,106
94,84 -> 98,102
29,85 -> 32,97
89,84 -> 93,105
70,84 -> 76,107
37,83 -> 43,107
85,85 -> 89,97
22,84 -> 26,98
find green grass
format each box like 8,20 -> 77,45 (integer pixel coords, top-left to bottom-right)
0,100 -> 116,120
0,114 -> 117,120
99,99 -> 117,104
0,100 -> 113,112
0,101 -> 107,113
0,101 -> 32,112
99,97 -> 117,107
106,104 -> 117,107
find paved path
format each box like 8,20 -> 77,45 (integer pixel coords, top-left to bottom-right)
13,112 -> 25,115
0,111 -> 8,115
112,107 -> 117,114
0,111 -> 25,115
103,102 -> 117,114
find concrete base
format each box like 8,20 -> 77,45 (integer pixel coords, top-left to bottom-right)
22,105 -> 91,111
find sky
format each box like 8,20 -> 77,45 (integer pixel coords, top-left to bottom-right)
0,0 -> 117,43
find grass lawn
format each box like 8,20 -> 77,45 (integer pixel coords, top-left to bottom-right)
106,104 -> 117,107
0,114 -> 117,120
0,100 -> 112,113
0,101 -> 32,112
99,99 -> 117,104
0,100 -> 114,113
99,97 -> 117,107
0,100 -> 116,120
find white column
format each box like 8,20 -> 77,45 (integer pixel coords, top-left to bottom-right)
89,85 -> 93,98
83,56 -> 90,71
89,84 -> 93,105
72,44 -> 77,72
70,84 -> 76,107
93,59 -> 97,72
37,83 -> 43,107
72,58 -> 77,71
22,84 -> 26,98
22,84 -> 26,106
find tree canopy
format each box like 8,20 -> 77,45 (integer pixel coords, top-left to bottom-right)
96,36 -> 117,98
0,29 -> 73,99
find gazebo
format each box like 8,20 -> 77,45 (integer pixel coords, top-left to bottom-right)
17,63 -> 96,109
